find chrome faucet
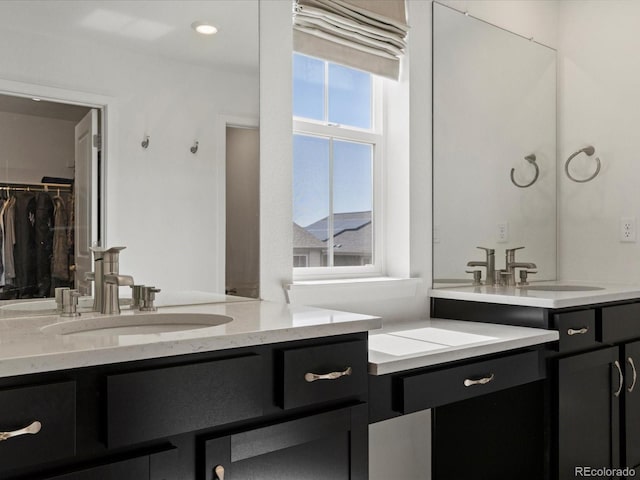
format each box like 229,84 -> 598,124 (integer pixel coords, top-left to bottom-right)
504,247 -> 537,287
467,247 -> 496,286
104,274 -> 135,314
88,246 -> 134,314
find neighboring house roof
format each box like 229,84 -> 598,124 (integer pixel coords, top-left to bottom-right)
293,211 -> 372,255
304,211 -> 371,242
333,222 -> 371,255
293,222 -> 325,249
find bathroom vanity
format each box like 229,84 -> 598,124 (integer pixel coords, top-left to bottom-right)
0,300 -> 380,480
427,284 -> 640,479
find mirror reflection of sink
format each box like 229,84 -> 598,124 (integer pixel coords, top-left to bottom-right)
1,297 -> 95,314
521,285 -> 605,292
40,313 -> 233,336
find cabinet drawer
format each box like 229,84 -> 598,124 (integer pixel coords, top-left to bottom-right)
42,448 -> 176,480
106,355 -> 263,448
399,351 -> 543,413
277,340 -> 368,409
0,381 -> 75,474
600,303 -> 640,344
553,310 -> 597,353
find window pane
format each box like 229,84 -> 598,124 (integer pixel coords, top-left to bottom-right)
293,134 -> 329,267
328,63 -> 371,129
332,140 -> 373,266
293,53 -> 325,121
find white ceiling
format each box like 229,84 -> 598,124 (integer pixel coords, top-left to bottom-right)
0,94 -> 90,122
0,0 -> 259,73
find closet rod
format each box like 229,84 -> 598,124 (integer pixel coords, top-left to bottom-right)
1,182 -> 73,193
2,181 -> 72,188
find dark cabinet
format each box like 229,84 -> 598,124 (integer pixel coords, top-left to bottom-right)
202,404 -> 368,480
0,381 -> 76,475
431,296 -> 640,480
106,354 -> 264,447
0,332 -> 369,480
41,448 -> 177,480
623,340 -> 640,470
556,346 -> 620,478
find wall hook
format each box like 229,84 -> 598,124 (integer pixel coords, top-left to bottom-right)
565,145 -> 601,183
141,135 -> 150,149
510,153 -> 539,188
190,141 -> 199,154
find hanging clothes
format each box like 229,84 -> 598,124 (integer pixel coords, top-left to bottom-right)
0,196 -> 4,285
52,195 -> 70,282
13,192 -> 36,297
35,192 -> 54,297
2,195 -> 16,286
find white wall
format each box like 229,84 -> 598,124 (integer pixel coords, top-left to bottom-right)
557,1 -> 640,284
0,26 -> 258,293
0,112 -> 75,183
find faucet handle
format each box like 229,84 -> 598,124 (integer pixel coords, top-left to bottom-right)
130,285 -> 145,309
61,289 -> 81,318
506,246 -> 525,254
465,270 -> 482,286
476,246 -> 495,255
519,270 -> 537,286
140,286 -> 161,312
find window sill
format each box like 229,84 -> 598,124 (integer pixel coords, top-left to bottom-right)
285,277 -> 422,306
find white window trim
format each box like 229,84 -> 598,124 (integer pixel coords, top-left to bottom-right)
293,76 -> 384,281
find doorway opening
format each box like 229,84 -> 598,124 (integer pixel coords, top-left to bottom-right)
0,93 -> 102,299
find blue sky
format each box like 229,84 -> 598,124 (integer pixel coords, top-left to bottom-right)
292,54 -> 373,228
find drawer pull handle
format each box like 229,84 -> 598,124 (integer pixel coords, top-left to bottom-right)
567,327 -> 588,336
305,366 -> 352,383
0,421 -> 41,442
615,360 -> 624,397
629,357 -> 637,393
463,373 -> 495,387
214,465 -> 225,480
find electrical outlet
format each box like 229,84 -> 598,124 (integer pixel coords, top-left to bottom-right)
497,222 -> 508,243
620,217 -> 636,242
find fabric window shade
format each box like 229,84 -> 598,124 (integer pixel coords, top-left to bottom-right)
293,0 -> 409,80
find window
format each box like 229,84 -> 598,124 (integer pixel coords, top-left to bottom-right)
293,255 -> 309,268
292,53 -> 382,277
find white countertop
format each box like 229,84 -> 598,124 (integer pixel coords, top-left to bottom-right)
0,300 -> 381,378
429,282 -> 640,308
368,318 -> 559,375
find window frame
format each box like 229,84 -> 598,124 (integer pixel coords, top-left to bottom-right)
293,58 -> 384,280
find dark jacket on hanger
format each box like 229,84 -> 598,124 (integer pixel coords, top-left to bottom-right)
35,193 -> 54,297
14,192 -> 36,297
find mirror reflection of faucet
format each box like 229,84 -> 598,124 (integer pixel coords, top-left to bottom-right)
466,246 -> 537,287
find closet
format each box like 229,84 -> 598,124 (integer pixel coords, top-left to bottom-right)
0,93 -> 91,300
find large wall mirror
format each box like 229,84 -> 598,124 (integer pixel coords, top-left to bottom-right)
432,2 -> 557,287
0,1 -> 259,314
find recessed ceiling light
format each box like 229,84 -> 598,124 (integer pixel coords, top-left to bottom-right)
32,98 -> 41,102
191,21 -> 218,35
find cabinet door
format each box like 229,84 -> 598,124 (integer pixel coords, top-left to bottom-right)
557,346 -> 620,479
202,404 -> 367,480
623,341 -> 640,470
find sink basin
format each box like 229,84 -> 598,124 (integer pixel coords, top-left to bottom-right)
40,313 -> 233,336
521,285 -> 605,292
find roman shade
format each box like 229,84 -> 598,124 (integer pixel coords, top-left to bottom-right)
293,0 -> 409,80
